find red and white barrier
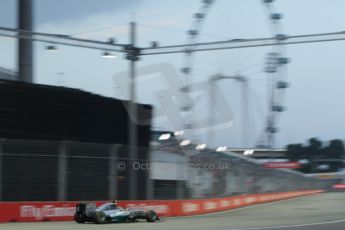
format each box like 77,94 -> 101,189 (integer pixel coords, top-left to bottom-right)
0,190 -> 323,222
332,184 -> 345,189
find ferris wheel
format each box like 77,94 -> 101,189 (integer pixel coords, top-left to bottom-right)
179,0 -> 290,148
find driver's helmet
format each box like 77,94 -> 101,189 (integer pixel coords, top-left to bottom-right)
112,200 -> 118,206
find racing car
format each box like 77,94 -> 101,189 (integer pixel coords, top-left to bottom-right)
74,201 -> 159,224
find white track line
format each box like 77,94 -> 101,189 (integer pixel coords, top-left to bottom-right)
226,219 -> 345,230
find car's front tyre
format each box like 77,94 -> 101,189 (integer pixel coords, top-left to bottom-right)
95,211 -> 107,224
146,210 -> 158,222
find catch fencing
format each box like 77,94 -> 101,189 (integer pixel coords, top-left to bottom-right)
0,138 -> 328,202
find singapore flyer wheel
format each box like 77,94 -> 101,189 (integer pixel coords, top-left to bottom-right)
179,0 -> 289,148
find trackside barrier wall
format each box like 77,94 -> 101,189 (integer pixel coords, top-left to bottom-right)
0,190 -> 323,222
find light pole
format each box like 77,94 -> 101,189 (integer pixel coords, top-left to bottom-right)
126,21 -> 140,200
18,0 -> 33,82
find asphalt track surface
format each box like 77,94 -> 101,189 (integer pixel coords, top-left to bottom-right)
1,192 -> 344,230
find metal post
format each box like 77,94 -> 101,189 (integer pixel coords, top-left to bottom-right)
146,147 -> 153,200
0,139 -> 5,201
57,141 -> 68,201
109,144 -> 119,200
239,165 -> 247,194
127,21 -> 139,200
241,81 -> 249,147
203,169 -> 208,198
176,161 -> 185,199
208,78 -> 215,148
18,0 -> 33,82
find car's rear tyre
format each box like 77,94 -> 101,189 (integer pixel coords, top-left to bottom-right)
95,211 -> 107,224
74,213 -> 85,223
146,210 -> 158,222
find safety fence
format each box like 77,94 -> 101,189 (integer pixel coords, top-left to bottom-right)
0,138 -> 330,202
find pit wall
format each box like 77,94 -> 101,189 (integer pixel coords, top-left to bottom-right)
0,190 -> 323,223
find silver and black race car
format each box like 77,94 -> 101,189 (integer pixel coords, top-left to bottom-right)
74,201 -> 159,224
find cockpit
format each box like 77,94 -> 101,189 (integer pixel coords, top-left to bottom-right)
97,203 -> 119,211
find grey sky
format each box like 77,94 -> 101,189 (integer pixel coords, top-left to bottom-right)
0,0 -> 142,26
1,0 -> 345,148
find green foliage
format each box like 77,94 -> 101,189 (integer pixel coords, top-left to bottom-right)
285,138 -> 345,173
325,139 -> 344,159
308,138 -> 322,149
286,143 -> 303,161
